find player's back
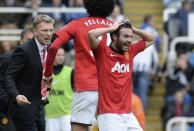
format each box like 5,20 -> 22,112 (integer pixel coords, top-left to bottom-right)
56,17 -> 112,91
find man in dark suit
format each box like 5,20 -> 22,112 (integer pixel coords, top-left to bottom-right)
0,27 -> 34,131
5,14 -> 55,131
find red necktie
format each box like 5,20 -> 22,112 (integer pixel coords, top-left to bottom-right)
42,47 -> 47,70
41,47 -> 48,100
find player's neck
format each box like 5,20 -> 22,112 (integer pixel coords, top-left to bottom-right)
110,43 -> 124,54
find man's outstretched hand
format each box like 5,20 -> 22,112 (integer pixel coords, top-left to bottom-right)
16,95 -> 31,105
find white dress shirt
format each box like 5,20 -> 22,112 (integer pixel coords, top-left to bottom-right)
35,38 -> 47,63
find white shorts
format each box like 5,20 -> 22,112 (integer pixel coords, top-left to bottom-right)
71,91 -> 98,125
97,113 -> 143,131
46,115 -> 71,131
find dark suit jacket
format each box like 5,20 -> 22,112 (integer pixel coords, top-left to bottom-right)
0,54 -> 10,111
5,38 -> 43,120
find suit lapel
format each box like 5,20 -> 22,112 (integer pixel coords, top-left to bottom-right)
31,38 -> 43,72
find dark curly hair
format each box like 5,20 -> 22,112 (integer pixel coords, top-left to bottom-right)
84,0 -> 115,18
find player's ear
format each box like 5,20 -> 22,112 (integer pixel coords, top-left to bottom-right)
112,34 -> 117,41
33,28 -> 37,34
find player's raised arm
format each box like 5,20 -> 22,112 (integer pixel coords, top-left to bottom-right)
88,22 -> 124,49
133,27 -> 156,48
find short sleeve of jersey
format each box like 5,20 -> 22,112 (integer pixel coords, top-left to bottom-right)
130,39 -> 146,57
93,35 -> 107,56
55,21 -> 77,43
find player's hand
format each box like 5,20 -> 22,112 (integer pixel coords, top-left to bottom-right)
110,21 -> 124,31
42,76 -> 53,90
16,95 -> 31,105
132,26 -> 140,34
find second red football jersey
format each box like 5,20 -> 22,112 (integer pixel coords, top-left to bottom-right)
94,37 -> 146,114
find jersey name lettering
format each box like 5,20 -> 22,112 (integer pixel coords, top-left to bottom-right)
84,19 -> 112,27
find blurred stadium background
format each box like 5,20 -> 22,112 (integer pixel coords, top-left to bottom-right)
0,0 -> 194,131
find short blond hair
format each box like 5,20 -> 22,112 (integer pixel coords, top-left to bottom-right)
33,14 -> 55,29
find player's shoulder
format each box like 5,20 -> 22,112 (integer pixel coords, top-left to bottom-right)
71,17 -> 88,22
63,18 -> 85,27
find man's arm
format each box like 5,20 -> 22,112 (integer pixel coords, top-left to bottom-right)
5,47 -> 31,105
88,22 -> 123,49
5,48 -> 24,101
45,36 -> 64,77
45,21 -> 76,77
133,27 -> 156,48
42,36 -> 64,90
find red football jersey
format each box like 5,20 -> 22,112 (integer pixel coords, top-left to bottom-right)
94,37 -> 146,114
46,17 -> 112,91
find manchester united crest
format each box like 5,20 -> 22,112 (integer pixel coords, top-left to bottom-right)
1,117 -> 9,125
124,52 -> 129,60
